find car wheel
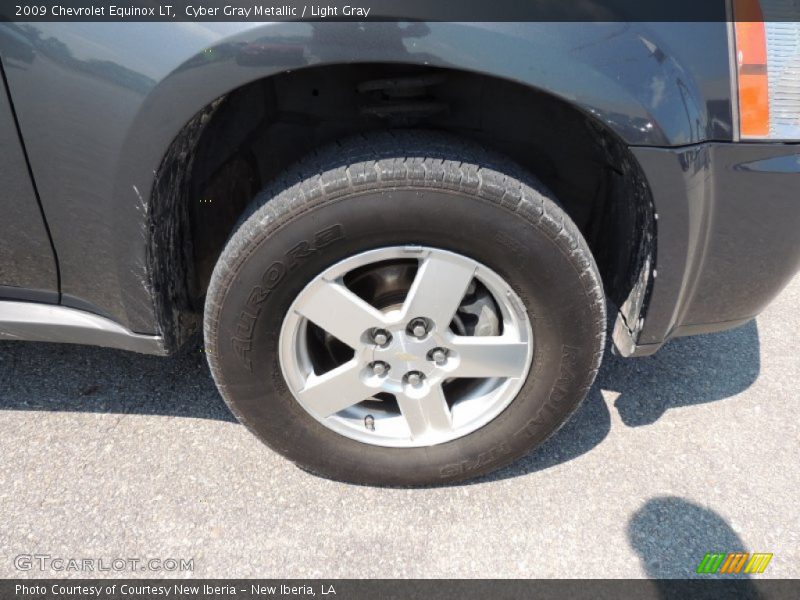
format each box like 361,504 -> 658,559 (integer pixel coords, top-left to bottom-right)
204,131 -> 605,486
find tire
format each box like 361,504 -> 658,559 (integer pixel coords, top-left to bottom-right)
204,130 -> 605,486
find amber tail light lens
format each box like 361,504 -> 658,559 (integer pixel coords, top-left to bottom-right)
733,0 -> 800,139
734,0 -> 769,137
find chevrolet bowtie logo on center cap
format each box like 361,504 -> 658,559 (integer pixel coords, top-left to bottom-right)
395,352 -> 418,361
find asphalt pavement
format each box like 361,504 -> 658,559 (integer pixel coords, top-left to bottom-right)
0,275 -> 797,579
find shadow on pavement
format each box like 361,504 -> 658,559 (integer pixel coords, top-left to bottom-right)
0,335 -> 234,422
602,320 -> 760,427
628,496 -> 762,598
479,319 -> 760,481
0,318 -> 760,479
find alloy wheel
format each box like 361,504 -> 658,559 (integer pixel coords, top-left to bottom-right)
279,246 -> 534,448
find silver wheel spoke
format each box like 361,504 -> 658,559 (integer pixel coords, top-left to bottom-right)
397,384 -> 453,439
294,279 -> 386,349
402,254 -> 476,328
449,336 -> 530,379
297,360 -> 370,417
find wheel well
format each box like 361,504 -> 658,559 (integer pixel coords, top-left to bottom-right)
149,63 -> 655,351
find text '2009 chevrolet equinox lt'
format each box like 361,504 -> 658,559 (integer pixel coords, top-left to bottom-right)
1,6 -> 799,485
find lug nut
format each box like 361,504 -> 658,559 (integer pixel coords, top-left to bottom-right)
370,361 -> 390,377
408,318 -> 429,338
405,371 -> 425,386
371,328 -> 392,347
429,348 -> 448,365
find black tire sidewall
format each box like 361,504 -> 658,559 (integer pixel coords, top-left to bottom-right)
207,186 -> 600,486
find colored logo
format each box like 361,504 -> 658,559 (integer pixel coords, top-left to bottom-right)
696,552 -> 773,574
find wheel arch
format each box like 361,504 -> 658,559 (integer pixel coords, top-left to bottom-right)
127,22 -> 714,351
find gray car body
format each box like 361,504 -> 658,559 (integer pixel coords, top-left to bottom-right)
1,21 -> 799,356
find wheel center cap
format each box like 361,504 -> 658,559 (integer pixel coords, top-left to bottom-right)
372,331 -> 440,382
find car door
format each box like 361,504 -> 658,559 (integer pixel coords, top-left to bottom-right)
0,62 -> 58,302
